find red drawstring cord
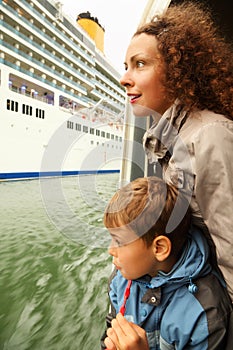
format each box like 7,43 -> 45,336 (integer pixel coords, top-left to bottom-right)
119,279 -> 132,316
106,280 -> 132,350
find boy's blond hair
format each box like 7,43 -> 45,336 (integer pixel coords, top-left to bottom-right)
104,176 -> 191,257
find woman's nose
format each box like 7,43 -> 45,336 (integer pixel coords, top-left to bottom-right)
120,71 -> 134,88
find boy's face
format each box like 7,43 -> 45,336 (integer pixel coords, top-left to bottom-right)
108,228 -> 157,280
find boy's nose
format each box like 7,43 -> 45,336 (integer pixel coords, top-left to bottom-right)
108,246 -> 117,257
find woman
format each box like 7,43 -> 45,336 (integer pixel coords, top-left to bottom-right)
120,0 -> 233,302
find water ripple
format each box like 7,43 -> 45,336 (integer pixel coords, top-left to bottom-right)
0,174 -> 117,350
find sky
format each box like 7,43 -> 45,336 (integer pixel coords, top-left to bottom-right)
61,0 -> 149,74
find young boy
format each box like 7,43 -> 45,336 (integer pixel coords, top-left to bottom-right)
101,177 -> 232,350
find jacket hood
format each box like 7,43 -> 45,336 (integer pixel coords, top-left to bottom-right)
147,227 -> 212,293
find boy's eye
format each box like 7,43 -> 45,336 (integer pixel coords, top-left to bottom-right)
111,237 -> 122,247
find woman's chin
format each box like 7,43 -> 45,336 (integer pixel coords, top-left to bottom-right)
131,104 -> 151,117
130,104 -> 161,119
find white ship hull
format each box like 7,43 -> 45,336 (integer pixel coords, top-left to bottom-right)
0,0 -> 125,181
0,64 -> 123,180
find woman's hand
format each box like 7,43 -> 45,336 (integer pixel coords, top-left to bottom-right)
104,313 -> 149,350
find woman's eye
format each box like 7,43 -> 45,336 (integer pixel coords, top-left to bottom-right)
136,61 -> 145,68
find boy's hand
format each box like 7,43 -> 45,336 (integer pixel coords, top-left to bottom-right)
104,313 -> 149,350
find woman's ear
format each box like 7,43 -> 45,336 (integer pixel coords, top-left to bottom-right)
153,235 -> 171,262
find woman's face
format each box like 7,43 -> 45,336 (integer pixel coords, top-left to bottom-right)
120,33 -> 173,116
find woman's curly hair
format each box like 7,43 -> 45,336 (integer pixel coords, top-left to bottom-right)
135,1 -> 233,119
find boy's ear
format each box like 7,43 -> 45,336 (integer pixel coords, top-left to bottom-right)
153,235 -> 171,261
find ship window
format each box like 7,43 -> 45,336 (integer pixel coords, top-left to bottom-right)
119,137 -> 122,142
83,126 -> 88,133
7,99 -> 18,112
106,133 -> 110,139
67,121 -> 74,129
76,123 -> 81,131
111,134 -> 114,140
101,131 -> 105,137
115,136 -> 119,141
90,128 -> 94,135
96,129 -> 100,136
36,108 -> 45,119
91,140 -> 94,145
22,104 -> 32,115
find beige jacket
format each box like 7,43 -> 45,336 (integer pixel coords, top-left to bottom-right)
143,103 -> 233,300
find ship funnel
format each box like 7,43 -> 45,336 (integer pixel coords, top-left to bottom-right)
77,12 -> 105,53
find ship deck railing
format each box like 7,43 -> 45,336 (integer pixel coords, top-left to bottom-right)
0,21 -> 93,92
2,0 -> 95,66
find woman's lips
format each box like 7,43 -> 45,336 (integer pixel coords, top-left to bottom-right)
128,94 -> 141,103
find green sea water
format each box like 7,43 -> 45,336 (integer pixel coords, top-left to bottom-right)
0,174 -> 120,350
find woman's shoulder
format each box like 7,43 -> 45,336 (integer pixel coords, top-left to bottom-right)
188,109 -> 233,128
181,109 -> 233,143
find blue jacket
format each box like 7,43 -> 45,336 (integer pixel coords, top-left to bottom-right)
101,228 -> 232,349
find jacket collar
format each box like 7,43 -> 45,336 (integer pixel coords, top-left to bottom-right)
149,228 -> 212,292
135,228 -> 212,294
143,101 -> 188,163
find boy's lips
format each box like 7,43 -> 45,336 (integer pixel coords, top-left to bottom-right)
113,262 -> 121,270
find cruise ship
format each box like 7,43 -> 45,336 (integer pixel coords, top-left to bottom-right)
0,0 -> 126,180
